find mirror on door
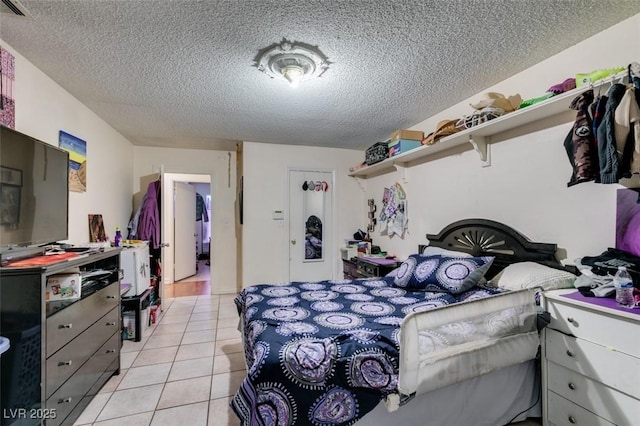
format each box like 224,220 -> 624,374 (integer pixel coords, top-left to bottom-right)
303,180 -> 326,262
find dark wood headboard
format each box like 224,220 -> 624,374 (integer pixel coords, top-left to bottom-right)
419,218 -> 562,279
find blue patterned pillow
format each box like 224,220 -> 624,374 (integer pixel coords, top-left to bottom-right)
392,254 -> 494,294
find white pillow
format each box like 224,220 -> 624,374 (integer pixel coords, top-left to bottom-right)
421,246 -> 472,257
489,262 -> 576,291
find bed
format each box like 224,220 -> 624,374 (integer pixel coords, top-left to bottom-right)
232,219 -> 575,425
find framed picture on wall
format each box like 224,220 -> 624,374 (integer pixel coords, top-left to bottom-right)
88,214 -> 107,242
0,166 -> 22,186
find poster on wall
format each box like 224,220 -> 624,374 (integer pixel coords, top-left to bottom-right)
378,182 -> 408,238
616,188 -> 640,257
0,46 -> 16,129
59,131 -> 87,192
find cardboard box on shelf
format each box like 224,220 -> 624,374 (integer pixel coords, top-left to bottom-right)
46,273 -> 81,301
388,139 -> 422,157
390,129 -> 424,142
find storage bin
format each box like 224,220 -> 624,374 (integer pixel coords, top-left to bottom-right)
365,142 -> 389,165
388,139 -> 422,157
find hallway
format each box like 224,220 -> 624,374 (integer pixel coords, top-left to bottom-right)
164,259 -> 211,298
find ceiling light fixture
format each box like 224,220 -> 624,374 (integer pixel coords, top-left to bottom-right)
254,38 -> 331,88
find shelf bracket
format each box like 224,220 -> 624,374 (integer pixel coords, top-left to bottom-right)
393,163 -> 409,183
353,177 -> 366,192
468,135 -> 491,167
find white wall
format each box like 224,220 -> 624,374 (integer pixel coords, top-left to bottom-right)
364,14 -> 640,264
2,40 -> 133,244
133,146 -> 237,293
242,142 -> 363,286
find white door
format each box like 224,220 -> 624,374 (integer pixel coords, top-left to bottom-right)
288,169 -> 334,281
174,182 -> 197,281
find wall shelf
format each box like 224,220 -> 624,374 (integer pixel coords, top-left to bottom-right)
348,81 -> 600,178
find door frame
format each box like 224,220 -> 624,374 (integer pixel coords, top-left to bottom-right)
284,167 -> 337,282
161,173 -> 211,290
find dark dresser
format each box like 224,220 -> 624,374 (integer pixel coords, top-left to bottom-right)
0,248 -> 121,426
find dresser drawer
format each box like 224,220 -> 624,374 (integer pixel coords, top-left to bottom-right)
548,392 -> 615,426
547,361 -> 640,425
545,328 -> 640,398
545,298 -> 640,357
357,260 -> 378,277
47,282 -> 119,356
45,332 -> 119,426
343,260 -> 358,279
46,306 -> 119,398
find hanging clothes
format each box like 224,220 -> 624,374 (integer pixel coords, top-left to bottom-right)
196,192 -> 209,222
137,180 -> 161,248
597,83 -> 627,184
615,84 -> 640,178
127,191 -> 147,239
564,90 -> 597,186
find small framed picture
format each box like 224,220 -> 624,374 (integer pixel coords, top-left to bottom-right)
0,166 -> 22,186
1,184 -> 21,225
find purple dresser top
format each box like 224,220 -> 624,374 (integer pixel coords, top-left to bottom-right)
360,257 -> 399,266
560,291 -> 640,316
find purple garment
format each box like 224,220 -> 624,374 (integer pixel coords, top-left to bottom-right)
137,181 -> 160,248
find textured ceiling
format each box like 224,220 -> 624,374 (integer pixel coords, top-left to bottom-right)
1,1 -> 639,151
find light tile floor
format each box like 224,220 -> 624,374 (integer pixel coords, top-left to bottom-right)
73,293 -> 243,426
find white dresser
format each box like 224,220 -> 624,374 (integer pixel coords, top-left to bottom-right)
541,290 -> 640,426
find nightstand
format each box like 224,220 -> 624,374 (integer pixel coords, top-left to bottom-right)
356,257 -> 400,278
342,258 -> 358,279
540,290 -> 640,426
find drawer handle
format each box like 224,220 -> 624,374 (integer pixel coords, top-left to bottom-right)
58,360 -> 72,367
106,321 -> 116,326
567,317 -> 575,324
568,415 -> 576,424
568,382 -> 576,390
105,349 -> 116,354
58,323 -> 73,329
106,295 -> 116,299
58,397 -> 72,404
566,349 -> 575,357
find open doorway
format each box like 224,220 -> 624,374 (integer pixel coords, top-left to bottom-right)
160,173 -> 212,301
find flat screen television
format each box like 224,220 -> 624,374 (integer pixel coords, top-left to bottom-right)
0,126 -> 69,258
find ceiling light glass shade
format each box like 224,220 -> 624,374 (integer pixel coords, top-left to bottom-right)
254,39 -> 331,87
282,65 -> 304,87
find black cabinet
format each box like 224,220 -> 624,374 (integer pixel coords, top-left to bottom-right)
0,248 -> 121,426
